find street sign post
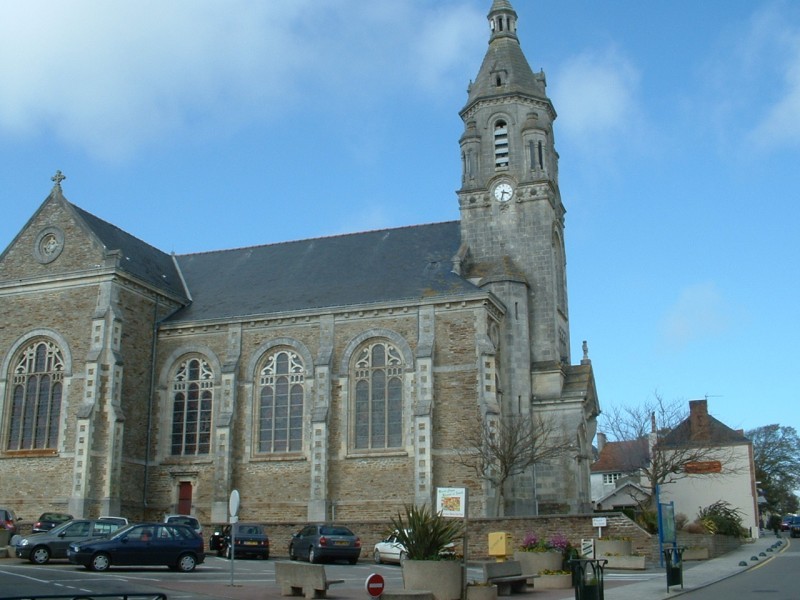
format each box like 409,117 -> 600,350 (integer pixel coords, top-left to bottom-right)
229,489 -> 240,586
365,573 -> 385,598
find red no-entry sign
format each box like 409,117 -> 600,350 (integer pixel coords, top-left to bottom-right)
365,572 -> 385,598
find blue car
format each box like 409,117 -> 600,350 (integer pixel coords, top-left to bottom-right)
68,522 -> 205,572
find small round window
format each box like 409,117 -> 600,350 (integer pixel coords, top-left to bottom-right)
34,227 -> 65,264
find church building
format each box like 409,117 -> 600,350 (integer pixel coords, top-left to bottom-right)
0,1 -> 599,524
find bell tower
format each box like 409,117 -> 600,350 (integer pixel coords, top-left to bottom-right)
458,0 -> 570,406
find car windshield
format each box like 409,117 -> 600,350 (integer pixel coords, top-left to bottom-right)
40,513 -> 71,521
320,526 -> 353,536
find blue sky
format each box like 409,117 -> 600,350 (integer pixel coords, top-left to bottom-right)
1,1 -> 798,440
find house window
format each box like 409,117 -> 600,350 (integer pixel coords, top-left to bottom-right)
257,349 -> 304,453
353,341 -> 403,450
171,357 -> 213,455
6,339 -> 64,450
603,473 -> 622,485
494,120 -> 509,168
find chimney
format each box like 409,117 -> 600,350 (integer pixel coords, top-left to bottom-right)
596,432 -> 607,453
689,399 -> 710,441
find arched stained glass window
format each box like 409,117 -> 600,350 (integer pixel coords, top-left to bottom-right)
354,342 -> 403,450
257,350 -> 304,453
171,357 -> 213,456
7,339 -> 64,450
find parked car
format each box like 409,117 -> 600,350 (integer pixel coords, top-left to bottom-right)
781,514 -> 796,531
373,530 -> 456,564
164,514 -> 202,537
209,522 -> 269,559
0,508 -> 18,536
15,519 -> 124,564
373,531 -> 407,564
288,523 -> 361,564
67,522 -> 205,572
32,512 -> 74,534
789,516 -> 800,538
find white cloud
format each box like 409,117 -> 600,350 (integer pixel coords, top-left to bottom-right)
744,6 -> 800,150
0,0 -> 482,162
659,282 -> 732,349
550,46 -> 642,144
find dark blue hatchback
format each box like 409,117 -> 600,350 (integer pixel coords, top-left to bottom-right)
68,522 -> 205,572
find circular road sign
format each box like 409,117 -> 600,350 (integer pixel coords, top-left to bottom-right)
365,573 -> 385,598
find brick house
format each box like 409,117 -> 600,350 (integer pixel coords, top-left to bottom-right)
0,1 -> 599,525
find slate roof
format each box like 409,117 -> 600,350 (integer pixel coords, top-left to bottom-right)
69,203 -> 188,301
590,438 -> 650,474
658,413 -> 749,448
168,221 -> 484,323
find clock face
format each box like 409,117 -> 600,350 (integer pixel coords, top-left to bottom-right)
493,182 -> 513,202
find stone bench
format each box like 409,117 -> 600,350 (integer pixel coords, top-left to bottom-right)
483,560 -> 538,596
275,561 -> 345,599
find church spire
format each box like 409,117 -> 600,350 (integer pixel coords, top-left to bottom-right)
462,1 -> 546,119
488,0 -> 518,42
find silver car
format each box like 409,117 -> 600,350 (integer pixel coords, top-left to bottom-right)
15,519 -> 123,564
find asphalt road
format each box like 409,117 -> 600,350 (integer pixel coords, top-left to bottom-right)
0,554 -> 462,599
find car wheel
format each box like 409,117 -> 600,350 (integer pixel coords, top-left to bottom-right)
30,546 -> 51,565
308,546 -> 318,564
348,557 -> 358,565
373,548 -> 382,564
91,552 -> 111,572
177,553 -> 197,572
289,543 -> 298,561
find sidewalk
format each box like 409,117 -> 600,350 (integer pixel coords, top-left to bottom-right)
148,535 -> 788,600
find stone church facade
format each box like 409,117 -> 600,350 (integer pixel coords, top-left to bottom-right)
0,1 -> 599,525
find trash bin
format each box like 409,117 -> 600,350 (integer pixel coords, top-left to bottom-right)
663,546 -> 686,590
569,558 -> 607,600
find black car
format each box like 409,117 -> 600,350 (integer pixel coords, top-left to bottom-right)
32,512 -> 74,534
789,516 -> 800,538
209,522 -> 269,559
288,524 -> 361,564
67,522 -> 205,572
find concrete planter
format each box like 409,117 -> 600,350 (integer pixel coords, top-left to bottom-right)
514,550 -> 563,575
537,574 -> 573,589
595,539 -> 632,557
466,584 -> 498,600
402,560 -> 462,600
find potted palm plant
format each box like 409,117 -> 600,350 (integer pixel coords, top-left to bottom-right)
390,504 -> 464,600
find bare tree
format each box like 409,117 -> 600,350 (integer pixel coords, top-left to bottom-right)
456,412 -> 575,516
601,393 -> 741,511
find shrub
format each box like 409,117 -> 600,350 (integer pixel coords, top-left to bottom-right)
696,501 -> 747,538
389,504 -> 463,561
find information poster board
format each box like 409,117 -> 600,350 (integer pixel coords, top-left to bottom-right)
436,487 -> 466,518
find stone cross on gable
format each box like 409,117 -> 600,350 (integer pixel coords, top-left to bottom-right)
51,170 -> 66,190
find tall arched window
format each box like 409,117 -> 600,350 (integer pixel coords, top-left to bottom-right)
257,349 -> 304,453
354,341 -> 403,450
494,120 -> 509,168
171,357 -> 213,456
7,339 -> 64,450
